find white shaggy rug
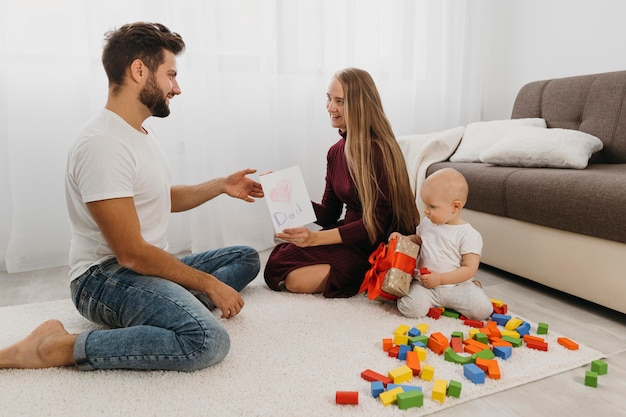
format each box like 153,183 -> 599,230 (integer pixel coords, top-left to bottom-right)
0,277 -> 603,417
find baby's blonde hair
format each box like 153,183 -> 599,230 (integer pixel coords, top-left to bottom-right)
424,168 -> 469,206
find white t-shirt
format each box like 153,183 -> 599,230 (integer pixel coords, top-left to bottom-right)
65,109 -> 172,280
416,217 -> 483,287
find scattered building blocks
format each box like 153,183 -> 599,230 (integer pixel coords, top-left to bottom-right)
428,332 -> 450,355
490,298 -> 504,307
491,313 -> 511,326
463,319 -> 484,328
474,332 -> 489,344
537,322 -> 549,335
475,358 -> 501,379
371,381 -> 385,398
501,335 -> 523,347
387,384 -> 422,392
450,336 -> 463,353
447,380 -> 462,398
505,317 -> 523,331
382,338 -> 393,352
388,345 -> 400,358
584,371 -> 598,387
416,323 -> 429,334
557,337 -> 579,350
389,365 -> 413,384
413,346 -> 427,361
379,387 -> 404,406
396,390 -> 423,410
472,348 -> 495,360
427,307 -> 443,319
591,360 -> 608,375
394,324 -> 410,335
516,321 -> 531,337
361,369 -> 393,386
444,347 -> 474,365
442,309 -> 460,319
525,339 -> 549,351
420,364 -> 435,381
398,344 -> 411,360
405,351 -> 421,375
394,334 -> 409,346
432,379 -> 447,403
408,327 -> 421,337
463,363 -> 485,384
336,391 -> 359,405
492,345 -> 512,360
492,303 -> 508,315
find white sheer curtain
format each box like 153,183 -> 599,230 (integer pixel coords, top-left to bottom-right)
0,0 -> 485,272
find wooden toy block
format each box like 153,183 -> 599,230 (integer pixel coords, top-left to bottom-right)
406,350 -> 421,375
428,332 -> 450,355
489,337 -> 512,347
491,313 -> 511,326
490,298 -> 504,307
394,334 -> 409,346
442,310 -> 460,319
463,337 -> 490,351
336,391 -> 359,405
537,322 -> 549,335
382,338 -> 393,352
591,360 -> 608,375
398,344 -> 411,360
557,337 -> 579,350
501,335 -> 523,347
463,344 -> 484,355
463,363 -> 485,384
432,379 -> 447,404
410,335 -> 429,347
361,369 -> 393,386
500,329 -> 520,339
493,345 -> 513,360
408,326 -> 421,337
523,334 -> 545,343
450,336 -> 464,353
584,371 -> 598,388
444,347 -> 474,365
420,364 -> 435,381
416,323 -> 429,334
526,339 -> 549,351
394,324 -> 410,335
413,346 -> 427,361
389,365 -> 413,384
447,380 -> 462,398
505,317 -> 523,331
468,328 -> 480,338
516,321 -> 531,337
387,384 -> 422,392
451,331 -> 464,338
493,303 -> 508,315
474,332 -> 489,344
388,345 -> 400,358
396,390 -> 423,410
475,358 -> 500,379
379,387 -> 404,406
371,381 -> 385,398
464,319 -> 485,328
427,307 -> 443,319
472,348 -> 495,360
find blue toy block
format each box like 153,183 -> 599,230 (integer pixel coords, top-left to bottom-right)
463,363 -> 485,384
387,383 -> 423,392
398,344 -> 411,360
516,321 -> 531,337
491,313 -> 511,326
371,381 -> 385,398
408,327 -> 421,337
492,345 -> 513,360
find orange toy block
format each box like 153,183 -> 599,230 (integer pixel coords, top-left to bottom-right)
428,332 -> 450,355
382,338 -> 394,352
523,335 -> 545,344
475,358 -> 501,379
361,369 -> 393,386
463,338 -> 490,351
557,337 -> 579,350
336,391 -> 359,405
405,350 -> 421,375
490,337 -> 513,348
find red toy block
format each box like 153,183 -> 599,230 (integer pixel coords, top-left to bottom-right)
493,304 -> 508,315
428,332 -> 450,355
427,307 -> 443,319
525,339 -> 549,351
405,350 -> 421,375
450,337 -> 464,353
388,345 -> 400,358
557,337 -> 579,350
336,391 -> 359,405
361,369 -> 393,386
463,319 -> 485,328
419,267 -> 431,275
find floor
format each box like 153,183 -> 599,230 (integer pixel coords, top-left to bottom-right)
1,250 -> 624,416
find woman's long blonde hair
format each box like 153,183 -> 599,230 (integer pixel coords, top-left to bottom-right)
335,68 -> 420,243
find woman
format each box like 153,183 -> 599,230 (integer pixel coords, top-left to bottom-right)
264,68 -> 420,298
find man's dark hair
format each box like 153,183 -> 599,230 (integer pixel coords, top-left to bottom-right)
102,22 -> 185,91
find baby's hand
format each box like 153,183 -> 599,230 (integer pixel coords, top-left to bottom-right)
388,232 -> 403,242
419,269 -> 442,289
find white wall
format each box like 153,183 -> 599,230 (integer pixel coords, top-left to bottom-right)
481,0 -> 626,121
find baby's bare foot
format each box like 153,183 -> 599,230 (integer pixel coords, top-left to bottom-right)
0,320 -> 77,369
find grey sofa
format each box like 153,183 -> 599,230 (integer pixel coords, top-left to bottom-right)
429,71 -> 626,314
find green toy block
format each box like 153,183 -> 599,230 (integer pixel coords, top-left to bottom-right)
585,371 -> 598,387
537,322 -> 549,335
501,335 -> 523,347
444,347 -> 474,365
472,348 -> 495,360
397,390 -> 423,410
451,331 -> 464,339
591,360 -> 608,375
442,310 -> 460,319
447,380 -> 462,398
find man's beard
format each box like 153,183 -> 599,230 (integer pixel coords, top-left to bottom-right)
140,74 -> 170,118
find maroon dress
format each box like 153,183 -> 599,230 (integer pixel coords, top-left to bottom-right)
264,131 -> 404,298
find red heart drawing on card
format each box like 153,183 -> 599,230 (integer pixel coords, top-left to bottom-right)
270,179 -> 292,203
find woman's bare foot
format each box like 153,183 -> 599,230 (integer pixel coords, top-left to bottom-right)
0,320 -> 77,369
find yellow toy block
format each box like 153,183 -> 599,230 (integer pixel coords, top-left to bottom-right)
500,329 -> 520,338
490,298 -> 504,307
394,334 -> 409,346
416,323 -> 429,334
388,365 -> 413,384
394,324 -> 410,335
420,364 -> 435,381
413,346 -> 427,361
468,328 -> 480,337
432,379 -> 447,404
505,317 -> 523,331
379,387 -> 404,406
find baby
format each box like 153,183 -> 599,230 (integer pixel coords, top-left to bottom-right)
390,168 -> 493,320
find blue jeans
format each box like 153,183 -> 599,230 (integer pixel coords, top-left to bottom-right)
69,246 -> 260,372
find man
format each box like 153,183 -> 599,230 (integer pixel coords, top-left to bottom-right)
0,22 -> 262,372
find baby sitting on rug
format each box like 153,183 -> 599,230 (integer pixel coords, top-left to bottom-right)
390,168 -> 494,320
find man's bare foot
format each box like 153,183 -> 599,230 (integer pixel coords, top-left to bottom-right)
0,320 -> 77,369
